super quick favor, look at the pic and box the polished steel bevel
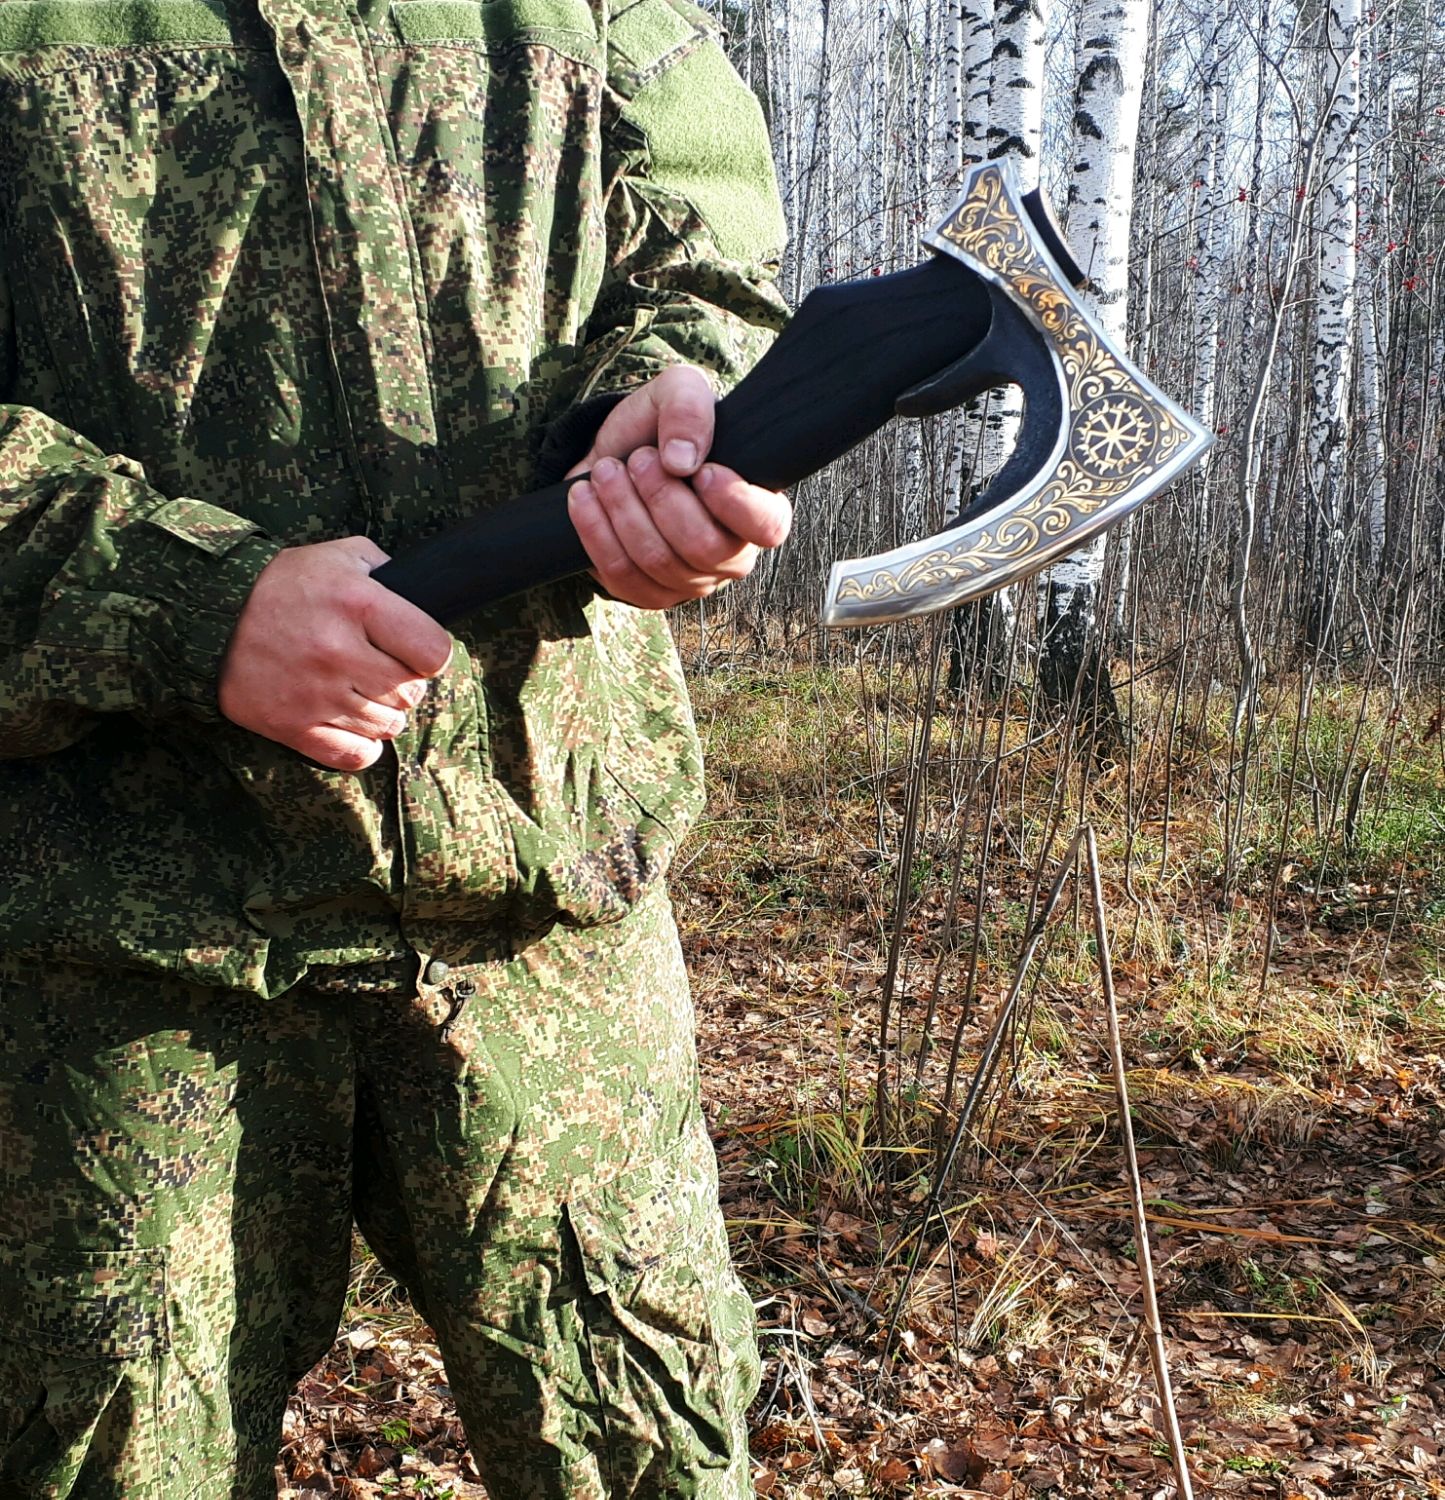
[821,161,1213,628]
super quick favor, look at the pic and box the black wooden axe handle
[372,254,998,626]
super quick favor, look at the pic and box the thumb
[569,387,663,477]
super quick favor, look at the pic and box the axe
[373,163,1211,627]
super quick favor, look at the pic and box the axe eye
[895,289,1066,531]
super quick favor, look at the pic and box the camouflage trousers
[0,889,758,1499]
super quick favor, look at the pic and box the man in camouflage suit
[0,0,790,1494]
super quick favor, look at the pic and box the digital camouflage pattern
[0,0,787,995]
[0,0,785,1493]
[0,888,758,1498]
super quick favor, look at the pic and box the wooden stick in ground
[1084,825,1196,1499]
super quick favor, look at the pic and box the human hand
[218,536,453,772]
[565,364,792,610]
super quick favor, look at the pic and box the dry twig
[1085,825,1196,1500]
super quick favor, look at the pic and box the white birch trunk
[939,0,966,207]
[1356,9,1389,568]
[987,0,1048,180]
[896,11,933,541]
[941,0,995,529]
[963,0,993,167]
[1039,0,1149,714]
[976,0,1048,486]
[1189,19,1225,441]
[1067,0,1148,340]
[1306,0,1362,645]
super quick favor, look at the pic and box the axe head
[822,162,1213,628]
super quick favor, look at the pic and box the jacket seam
[352,6,452,532]
[0,43,265,82]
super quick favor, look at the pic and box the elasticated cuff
[110,499,285,718]
[145,534,286,717]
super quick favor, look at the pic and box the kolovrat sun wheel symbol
[1076,396,1155,476]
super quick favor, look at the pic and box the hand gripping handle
[371,255,993,626]
[370,165,1138,629]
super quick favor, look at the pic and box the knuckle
[604,566,668,611]
[337,577,377,618]
[305,637,350,679]
[420,634,452,676]
[592,457,627,496]
[254,706,293,740]
[666,362,709,393]
[337,741,378,772]
[346,535,388,569]
[641,472,683,510]
[676,529,730,573]
[634,540,678,579]
[369,708,406,740]
[595,560,639,597]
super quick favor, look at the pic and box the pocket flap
[606,0,715,97]
[0,0,234,52]
[568,1141,714,1296]
[0,1238,168,1359]
[390,0,600,58]
[148,497,265,557]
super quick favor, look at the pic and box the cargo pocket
[0,1237,167,1496]
[567,1141,759,1497]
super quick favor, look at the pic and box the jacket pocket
[604,0,712,96]
[603,0,784,264]
[0,1237,168,1360]
[582,594,706,886]
[566,1139,759,1495]
[0,1239,168,1496]
[461,582,699,931]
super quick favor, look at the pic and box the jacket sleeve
[0,259,284,760]
[540,0,788,474]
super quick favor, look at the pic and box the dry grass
[680,647,1445,1496]
[316,649,1445,1498]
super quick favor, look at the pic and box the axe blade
[821,162,1213,629]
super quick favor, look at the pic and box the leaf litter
[282,667,1445,1498]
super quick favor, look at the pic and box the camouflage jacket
[0,0,786,996]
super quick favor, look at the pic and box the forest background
[282,0,1445,1495]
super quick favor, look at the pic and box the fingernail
[697,464,716,490]
[629,447,657,476]
[592,457,620,484]
[664,439,697,471]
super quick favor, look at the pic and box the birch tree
[1188,10,1227,445]
[1355,7,1391,570]
[1306,0,1363,649]
[943,0,1050,693]
[695,0,1445,694]
[942,0,1004,692]
[978,0,1050,481]
[1036,0,1151,731]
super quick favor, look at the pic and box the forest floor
[280,653,1445,1498]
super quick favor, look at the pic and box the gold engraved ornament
[823,163,1212,627]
